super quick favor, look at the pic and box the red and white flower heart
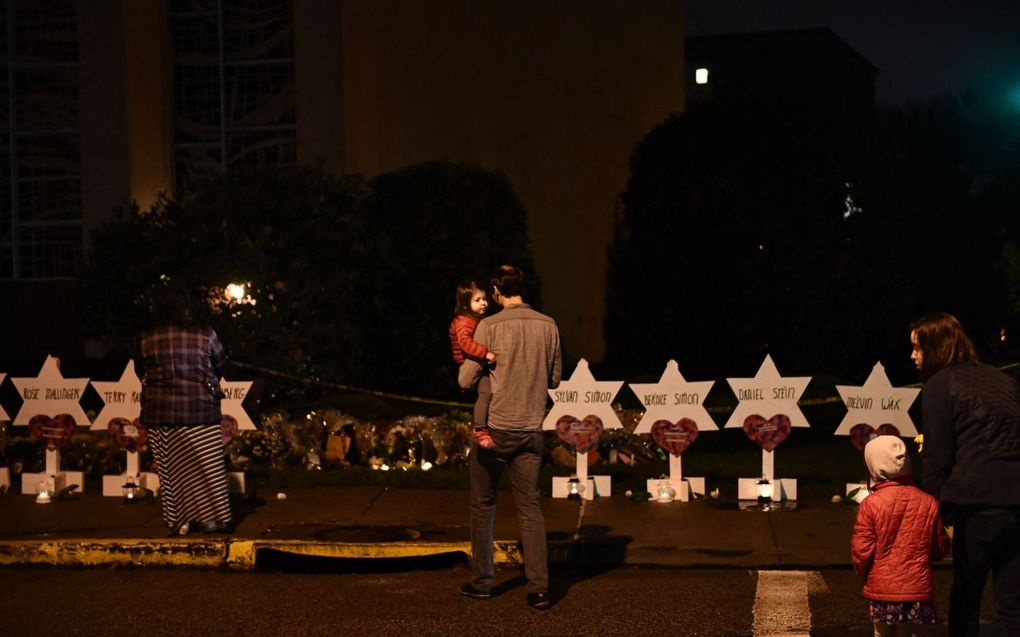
[849,423,901,452]
[743,414,791,452]
[108,417,147,452]
[555,415,603,454]
[650,418,699,456]
[28,414,77,450]
[221,415,239,444]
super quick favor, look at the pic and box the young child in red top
[448,281,497,448]
[852,435,951,637]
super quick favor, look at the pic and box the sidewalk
[0,484,861,571]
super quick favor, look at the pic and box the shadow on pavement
[548,523,633,607]
[255,548,470,573]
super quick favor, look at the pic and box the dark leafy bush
[79,162,538,403]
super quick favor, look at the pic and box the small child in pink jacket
[448,280,496,448]
[851,435,950,637]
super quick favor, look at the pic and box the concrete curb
[0,538,524,570]
[0,539,225,568]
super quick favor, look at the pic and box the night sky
[685,0,1020,105]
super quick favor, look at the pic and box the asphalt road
[0,564,1005,637]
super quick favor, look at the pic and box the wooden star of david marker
[834,362,920,437]
[90,361,142,430]
[544,359,622,500]
[543,358,623,431]
[629,360,717,434]
[724,354,811,429]
[11,355,91,426]
[629,360,716,501]
[219,377,255,430]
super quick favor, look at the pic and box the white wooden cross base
[103,472,159,496]
[845,482,871,503]
[97,447,246,496]
[102,450,157,496]
[646,478,705,502]
[0,467,9,490]
[21,449,83,495]
[737,449,796,501]
[552,475,611,500]
[21,471,84,495]
[102,471,245,496]
[738,477,797,501]
[227,472,245,493]
[645,455,704,502]
[551,452,610,499]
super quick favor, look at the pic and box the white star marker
[629,360,717,434]
[834,362,920,437]
[90,361,142,430]
[724,354,812,429]
[11,355,91,427]
[220,377,255,430]
[543,359,623,431]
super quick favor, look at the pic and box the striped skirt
[149,424,232,532]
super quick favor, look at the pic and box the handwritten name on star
[735,387,798,401]
[834,362,920,437]
[11,355,91,426]
[550,389,614,404]
[843,396,903,410]
[629,360,717,435]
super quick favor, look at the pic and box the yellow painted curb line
[225,540,474,569]
[0,539,524,570]
[0,539,224,568]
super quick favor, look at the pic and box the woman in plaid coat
[136,287,232,536]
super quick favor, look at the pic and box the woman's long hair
[150,287,195,327]
[910,312,979,381]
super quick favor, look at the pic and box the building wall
[2,0,173,372]
[330,0,686,362]
[79,0,174,243]
[4,0,685,373]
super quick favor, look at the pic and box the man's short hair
[490,265,524,297]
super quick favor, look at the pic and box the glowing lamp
[757,478,773,506]
[35,478,54,504]
[225,283,246,301]
[122,480,141,504]
[567,476,585,501]
[656,481,676,503]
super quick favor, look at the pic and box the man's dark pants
[948,505,1020,637]
[469,428,548,595]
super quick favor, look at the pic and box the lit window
[695,68,709,85]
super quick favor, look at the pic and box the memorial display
[629,360,717,502]
[725,355,812,501]
[11,356,89,496]
[833,362,920,501]
[544,359,623,499]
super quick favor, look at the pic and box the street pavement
[6,482,1015,636]
[0,479,862,571]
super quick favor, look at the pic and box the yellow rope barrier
[229,359,1020,412]
[228,360,474,409]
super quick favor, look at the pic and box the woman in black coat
[911,312,1020,637]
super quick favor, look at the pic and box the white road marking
[752,570,813,636]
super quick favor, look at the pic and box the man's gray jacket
[458,303,562,431]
